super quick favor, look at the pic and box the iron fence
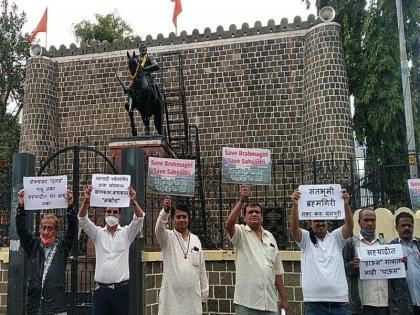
[148,153,417,251]
[0,159,11,247]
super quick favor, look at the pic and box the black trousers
[361,306,389,315]
[92,284,129,315]
[413,305,420,315]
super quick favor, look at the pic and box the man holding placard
[155,195,209,315]
[78,185,144,315]
[16,188,77,315]
[342,208,407,315]
[226,185,288,314]
[290,186,353,315]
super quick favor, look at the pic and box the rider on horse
[137,42,161,102]
[123,44,164,136]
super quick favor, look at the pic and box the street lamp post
[395,0,418,178]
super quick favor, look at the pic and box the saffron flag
[171,0,182,27]
[28,8,48,42]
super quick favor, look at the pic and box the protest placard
[298,184,344,220]
[222,147,271,185]
[23,175,68,210]
[407,179,420,210]
[90,174,131,208]
[357,244,406,280]
[147,157,196,197]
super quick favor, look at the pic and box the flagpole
[45,7,48,50]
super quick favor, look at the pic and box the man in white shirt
[342,208,389,315]
[78,185,144,315]
[226,185,288,315]
[155,195,209,315]
[290,188,353,315]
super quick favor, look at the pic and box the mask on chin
[360,228,375,238]
[40,234,55,246]
[105,215,119,227]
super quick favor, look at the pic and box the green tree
[0,3,30,118]
[0,3,28,235]
[73,12,133,43]
[303,0,419,207]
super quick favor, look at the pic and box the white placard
[298,184,344,220]
[90,174,131,208]
[23,175,68,210]
[357,244,406,280]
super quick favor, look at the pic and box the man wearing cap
[78,185,144,315]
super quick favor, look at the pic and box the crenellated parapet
[22,12,354,169]
[42,15,319,58]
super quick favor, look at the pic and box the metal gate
[36,144,117,315]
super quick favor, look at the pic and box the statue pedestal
[108,135,177,249]
[108,135,177,171]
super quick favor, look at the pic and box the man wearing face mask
[226,185,288,314]
[342,208,403,315]
[78,185,144,315]
[290,188,353,315]
[16,188,76,315]
[155,195,209,315]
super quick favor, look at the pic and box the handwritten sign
[298,184,344,220]
[147,157,196,197]
[407,179,420,210]
[222,147,271,185]
[357,244,406,280]
[23,175,68,210]
[90,174,130,208]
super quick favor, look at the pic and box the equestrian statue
[117,43,164,136]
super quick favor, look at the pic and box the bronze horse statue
[120,51,164,136]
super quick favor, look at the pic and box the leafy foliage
[72,12,133,43]
[0,3,28,220]
[0,3,30,117]
[303,0,419,206]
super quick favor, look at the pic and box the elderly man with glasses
[78,185,145,315]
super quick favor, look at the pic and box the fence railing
[0,159,11,247]
[141,153,417,250]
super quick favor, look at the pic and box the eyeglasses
[105,209,119,215]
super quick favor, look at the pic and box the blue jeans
[304,302,351,315]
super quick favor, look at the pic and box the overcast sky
[11,0,316,48]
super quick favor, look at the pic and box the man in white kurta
[155,196,209,315]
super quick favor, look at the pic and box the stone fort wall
[20,15,353,167]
